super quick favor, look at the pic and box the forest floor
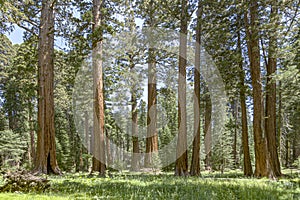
[0,169,299,199]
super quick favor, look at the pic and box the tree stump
[0,171,50,192]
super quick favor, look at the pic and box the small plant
[150,152,162,174]
[292,156,300,169]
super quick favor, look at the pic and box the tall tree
[175,0,188,176]
[190,0,202,176]
[144,0,159,168]
[264,0,281,177]
[34,0,60,174]
[92,0,106,176]
[203,88,212,170]
[237,17,253,176]
[244,0,268,177]
[129,32,140,171]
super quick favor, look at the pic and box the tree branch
[15,22,37,36]
[260,38,268,68]
[283,0,300,37]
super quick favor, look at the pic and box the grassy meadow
[0,170,299,200]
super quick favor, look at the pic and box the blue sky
[6,25,67,49]
[6,25,24,44]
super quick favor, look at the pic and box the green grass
[0,170,299,199]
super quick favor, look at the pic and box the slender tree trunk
[34,0,60,175]
[175,0,188,176]
[130,56,140,171]
[285,138,289,168]
[84,111,90,170]
[190,0,202,176]
[237,24,253,176]
[116,128,120,162]
[232,101,238,168]
[106,130,112,167]
[85,111,90,153]
[8,109,14,130]
[265,1,281,177]
[92,0,106,176]
[278,81,282,164]
[292,136,298,163]
[204,88,212,170]
[244,0,268,177]
[75,135,81,172]
[28,99,35,167]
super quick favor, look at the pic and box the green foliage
[0,130,27,169]
[0,0,299,176]
[211,118,234,172]
[1,171,300,199]
[54,50,81,172]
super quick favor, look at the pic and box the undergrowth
[0,170,299,199]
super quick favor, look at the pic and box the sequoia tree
[237,15,252,176]
[34,0,60,174]
[190,0,202,176]
[264,0,281,177]
[175,0,188,176]
[244,0,268,177]
[145,0,159,168]
[91,0,106,176]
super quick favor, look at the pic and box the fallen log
[0,170,50,192]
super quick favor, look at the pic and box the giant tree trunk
[265,2,281,177]
[237,23,253,176]
[244,0,268,177]
[91,0,106,176]
[145,3,159,167]
[175,0,188,176]
[190,0,202,176]
[145,46,158,167]
[34,0,60,175]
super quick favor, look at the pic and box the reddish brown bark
[204,88,212,170]
[175,0,188,176]
[145,47,158,167]
[244,0,268,177]
[190,0,202,177]
[34,0,60,175]
[265,2,281,177]
[91,0,106,176]
[144,0,159,167]
[130,56,140,171]
[237,22,253,176]
[232,101,238,168]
